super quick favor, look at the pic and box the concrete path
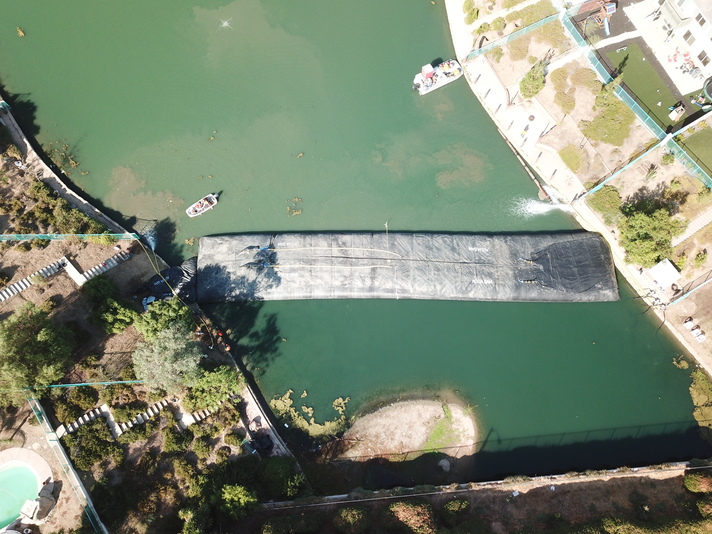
[443,0,712,378]
[672,207,712,246]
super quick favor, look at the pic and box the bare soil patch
[338,400,477,460]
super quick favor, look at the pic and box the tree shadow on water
[0,82,40,137]
[202,300,284,375]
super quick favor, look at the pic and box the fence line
[464,13,560,61]
[25,392,109,534]
[0,233,138,242]
[332,418,702,463]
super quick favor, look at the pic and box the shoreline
[442,0,712,377]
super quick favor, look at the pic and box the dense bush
[164,426,193,453]
[619,209,686,267]
[491,17,505,32]
[183,365,243,412]
[68,386,99,411]
[580,77,636,146]
[0,303,74,406]
[132,323,202,393]
[192,436,212,459]
[587,185,622,225]
[559,145,583,173]
[685,471,712,493]
[555,90,576,115]
[474,22,490,34]
[220,484,258,519]
[134,297,194,341]
[520,61,546,99]
[550,67,569,92]
[570,67,601,92]
[508,34,531,62]
[63,419,124,471]
[383,501,437,534]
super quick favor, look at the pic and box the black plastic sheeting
[136,256,198,302]
[196,232,619,303]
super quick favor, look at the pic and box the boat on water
[412,59,463,95]
[186,193,218,217]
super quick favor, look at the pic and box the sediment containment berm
[197,232,619,303]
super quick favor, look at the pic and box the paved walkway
[443,0,712,377]
[672,208,712,246]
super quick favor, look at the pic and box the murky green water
[1,0,708,476]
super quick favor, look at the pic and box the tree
[219,484,258,519]
[520,61,546,99]
[134,297,193,341]
[131,323,202,393]
[183,365,244,412]
[0,303,73,406]
[619,209,686,267]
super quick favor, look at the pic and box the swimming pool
[0,462,41,529]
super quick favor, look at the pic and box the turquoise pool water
[0,463,39,529]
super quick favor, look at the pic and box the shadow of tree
[201,300,283,375]
[0,82,40,137]
[624,182,689,215]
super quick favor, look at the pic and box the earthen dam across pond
[196,232,619,303]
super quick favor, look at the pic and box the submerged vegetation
[269,389,350,440]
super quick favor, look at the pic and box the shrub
[503,0,527,8]
[559,145,583,173]
[580,77,636,146]
[571,67,601,92]
[491,17,505,32]
[662,152,675,165]
[464,7,479,25]
[134,297,193,341]
[587,185,622,225]
[695,250,708,268]
[98,298,138,334]
[698,496,712,517]
[82,274,118,304]
[54,399,83,424]
[685,471,712,493]
[508,34,531,62]
[63,419,123,471]
[520,61,546,99]
[0,271,10,288]
[220,484,258,519]
[68,386,99,411]
[183,365,243,412]
[384,501,437,534]
[333,506,370,534]
[555,90,576,115]
[86,233,118,246]
[619,209,687,267]
[224,432,243,449]
[192,436,212,459]
[260,457,298,500]
[474,22,491,34]
[550,67,569,92]
[442,498,470,527]
[462,0,474,13]
[164,427,193,453]
[486,47,504,63]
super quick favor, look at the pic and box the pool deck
[0,447,52,487]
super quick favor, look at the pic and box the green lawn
[606,43,680,130]
[679,127,712,176]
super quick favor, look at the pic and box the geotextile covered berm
[196,232,619,303]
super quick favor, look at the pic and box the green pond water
[1,0,709,477]
[0,464,39,529]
